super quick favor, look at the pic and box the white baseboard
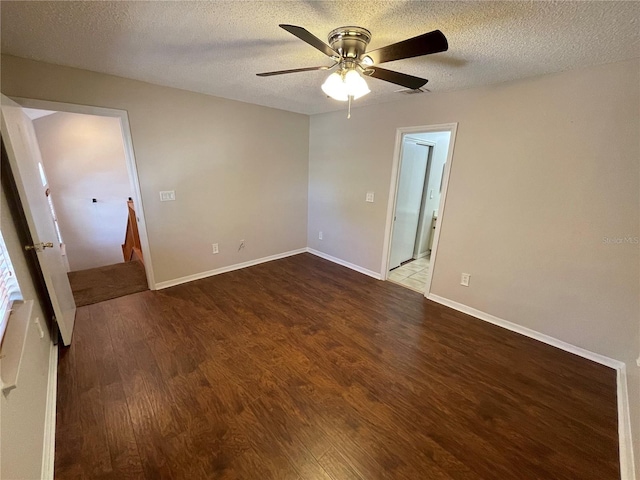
[427,293,635,480]
[617,365,637,480]
[154,247,383,289]
[427,294,623,368]
[154,248,308,290]
[41,341,58,480]
[306,248,381,280]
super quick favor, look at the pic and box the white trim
[404,137,437,148]
[306,248,381,280]
[155,248,308,289]
[8,97,157,291]
[41,341,58,480]
[617,365,637,480]
[381,128,406,279]
[381,123,458,298]
[427,294,623,368]
[0,300,34,393]
[427,293,636,480]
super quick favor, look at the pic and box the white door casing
[1,95,77,345]
[381,123,458,296]
[10,96,156,291]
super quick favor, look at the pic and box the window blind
[0,234,21,343]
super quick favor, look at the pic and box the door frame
[10,97,156,290]
[380,123,458,298]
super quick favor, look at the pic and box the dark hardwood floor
[55,253,619,480]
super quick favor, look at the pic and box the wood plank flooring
[55,253,620,479]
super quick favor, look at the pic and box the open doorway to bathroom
[383,124,457,294]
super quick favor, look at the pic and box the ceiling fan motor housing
[328,26,371,59]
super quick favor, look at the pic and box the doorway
[382,124,457,295]
[10,97,155,303]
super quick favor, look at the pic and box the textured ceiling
[2,1,639,115]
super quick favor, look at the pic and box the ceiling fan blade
[279,24,339,58]
[256,65,334,77]
[364,30,448,65]
[364,67,428,89]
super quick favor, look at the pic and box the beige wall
[1,185,54,480]
[34,112,132,271]
[309,59,640,474]
[1,54,310,285]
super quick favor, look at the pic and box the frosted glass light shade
[344,70,370,99]
[321,70,370,101]
[321,72,348,101]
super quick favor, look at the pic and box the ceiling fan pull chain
[347,95,352,119]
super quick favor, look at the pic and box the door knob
[24,242,54,252]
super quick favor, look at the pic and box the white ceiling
[2,1,639,115]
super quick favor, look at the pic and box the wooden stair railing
[122,199,144,264]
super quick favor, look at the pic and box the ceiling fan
[257,25,448,117]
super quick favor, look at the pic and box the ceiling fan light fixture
[344,69,370,99]
[258,25,448,105]
[321,69,370,101]
[361,55,374,66]
[321,71,348,101]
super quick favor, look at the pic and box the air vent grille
[395,88,429,95]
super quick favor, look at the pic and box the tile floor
[388,256,430,293]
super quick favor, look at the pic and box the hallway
[67,261,148,307]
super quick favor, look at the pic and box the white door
[1,95,76,345]
[389,141,429,269]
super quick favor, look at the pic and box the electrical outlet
[238,239,245,251]
[212,243,219,254]
[319,231,323,240]
[366,192,375,203]
[460,273,470,287]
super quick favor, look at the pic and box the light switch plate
[366,192,375,203]
[159,190,175,202]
